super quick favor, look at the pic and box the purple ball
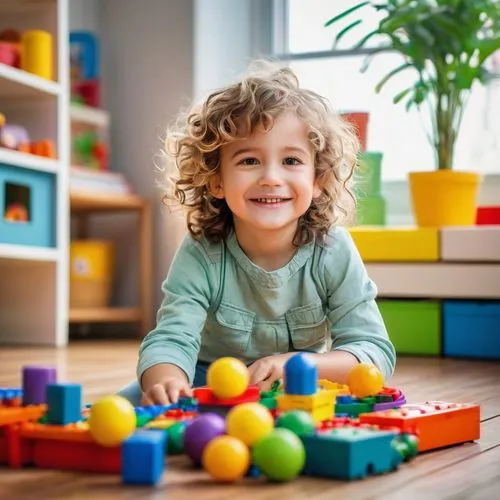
[183,413,226,464]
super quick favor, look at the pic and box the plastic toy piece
[0,405,46,426]
[348,363,384,399]
[317,380,350,395]
[335,395,375,417]
[88,395,136,447]
[301,427,403,480]
[22,366,57,405]
[359,401,480,452]
[277,390,335,423]
[33,438,121,473]
[206,357,250,399]
[202,435,250,482]
[284,353,317,395]
[0,388,23,407]
[20,421,92,442]
[122,430,167,485]
[46,384,82,425]
[193,385,260,416]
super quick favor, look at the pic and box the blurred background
[0,0,498,363]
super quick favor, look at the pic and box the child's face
[215,112,321,236]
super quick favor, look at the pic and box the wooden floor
[1,340,499,500]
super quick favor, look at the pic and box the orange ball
[348,363,384,398]
[202,435,250,482]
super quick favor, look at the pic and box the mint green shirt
[137,227,396,384]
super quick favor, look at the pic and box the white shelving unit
[0,0,69,346]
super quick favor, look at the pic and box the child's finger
[248,363,270,385]
[148,384,170,405]
[258,366,282,392]
[167,386,180,404]
[141,393,154,407]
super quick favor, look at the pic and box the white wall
[69,0,195,321]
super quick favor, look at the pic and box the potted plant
[325,0,500,226]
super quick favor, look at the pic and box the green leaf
[353,29,381,49]
[393,87,412,104]
[375,63,413,93]
[324,1,370,27]
[334,19,363,48]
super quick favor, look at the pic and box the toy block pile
[0,354,480,487]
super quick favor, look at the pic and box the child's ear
[209,174,225,199]
[312,179,322,199]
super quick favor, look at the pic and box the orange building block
[359,401,480,452]
[20,421,92,442]
[0,405,46,426]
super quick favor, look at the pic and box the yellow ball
[226,403,274,446]
[207,357,249,399]
[202,435,250,482]
[348,363,384,399]
[88,395,136,447]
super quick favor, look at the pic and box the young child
[118,61,396,407]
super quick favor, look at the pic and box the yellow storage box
[70,240,114,308]
[349,226,439,262]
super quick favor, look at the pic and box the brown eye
[239,158,259,166]
[283,157,302,165]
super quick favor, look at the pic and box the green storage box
[378,300,441,355]
[356,195,386,225]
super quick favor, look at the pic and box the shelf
[70,104,110,128]
[70,190,145,212]
[0,63,61,99]
[69,307,142,323]
[0,243,58,262]
[0,148,60,174]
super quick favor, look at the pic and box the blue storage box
[0,164,55,247]
[443,301,500,360]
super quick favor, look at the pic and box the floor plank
[1,340,499,500]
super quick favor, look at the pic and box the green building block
[378,300,441,355]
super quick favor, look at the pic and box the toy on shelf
[0,355,481,487]
[0,28,53,80]
[0,113,56,159]
[70,31,100,107]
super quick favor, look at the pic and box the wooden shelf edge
[69,307,142,323]
[70,190,146,211]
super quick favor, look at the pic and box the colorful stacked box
[354,152,386,225]
[349,226,500,359]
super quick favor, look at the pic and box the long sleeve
[323,227,396,381]
[137,236,217,385]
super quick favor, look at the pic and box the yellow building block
[277,390,335,423]
[318,380,350,395]
[348,226,439,262]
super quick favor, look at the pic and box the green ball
[167,422,186,454]
[252,428,305,482]
[276,410,315,437]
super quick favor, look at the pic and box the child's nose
[258,163,283,186]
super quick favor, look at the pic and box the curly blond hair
[159,60,360,246]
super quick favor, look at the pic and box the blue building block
[301,427,403,480]
[284,353,317,395]
[443,300,500,360]
[122,430,167,485]
[46,384,82,425]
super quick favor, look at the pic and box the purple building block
[22,366,57,405]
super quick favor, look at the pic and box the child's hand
[248,354,291,391]
[141,377,192,406]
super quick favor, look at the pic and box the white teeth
[256,198,286,203]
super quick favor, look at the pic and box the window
[273,0,497,181]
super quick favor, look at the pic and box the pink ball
[183,413,226,464]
